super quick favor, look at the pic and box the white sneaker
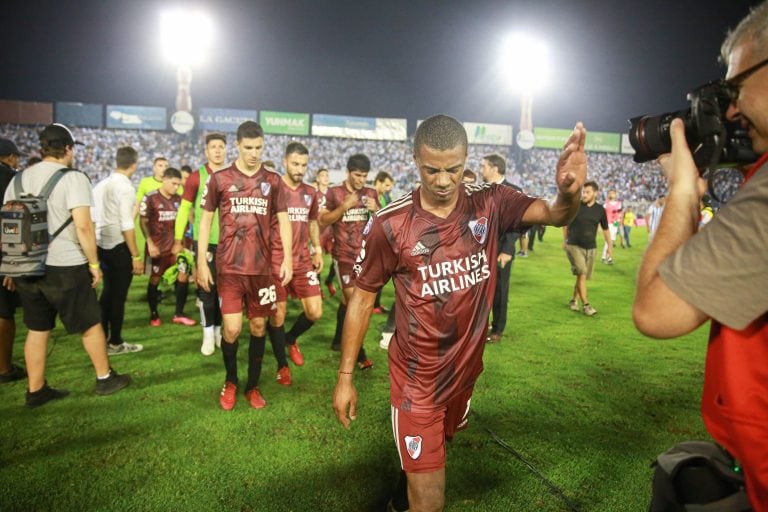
[108,342,143,355]
[214,326,222,348]
[201,331,215,356]
[583,304,598,316]
[379,331,394,350]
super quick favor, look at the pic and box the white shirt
[93,172,136,250]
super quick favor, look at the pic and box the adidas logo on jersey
[228,184,238,192]
[410,241,430,256]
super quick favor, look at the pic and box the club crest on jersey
[342,274,350,284]
[362,217,373,236]
[468,217,489,244]
[261,182,271,196]
[404,435,423,460]
[303,194,313,206]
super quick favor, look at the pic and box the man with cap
[3,124,131,407]
[0,137,24,383]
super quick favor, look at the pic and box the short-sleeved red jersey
[355,183,536,413]
[320,183,378,264]
[140,190,180,256]
[201,163,287,276]
[271,181,319,274]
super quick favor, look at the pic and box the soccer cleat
[149,316,161,327]
[276,366,292,386]
[219,381,237,410]
[568,299,580,312]
[108,342,143,356]
[325,281,337,297]
[0,363,26,383]
[95,368,132,395]
[485,333,502,344]
[358,359,374,371]
[245,388,266,409]
[172,315,196,326]
[25,382,69,408]
[288,343,304,366]
[583,304,598,316]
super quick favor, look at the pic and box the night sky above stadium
[1,0,761,133]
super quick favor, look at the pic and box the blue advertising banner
[198,107,258,133]
[56,102,102,128]
[312,114,406,140]
[106,105,166,130]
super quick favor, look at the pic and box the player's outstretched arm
[333,287,377,428]
[522,123,587,227]
[277,212,293,285]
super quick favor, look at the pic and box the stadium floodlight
[160,9,213,67]
[499,33,551,96]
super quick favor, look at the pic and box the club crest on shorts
[468,217,489,244]
[261,182,271,196]
[304,194,313,206]
[404,435,423,460]
[342,274,350,284]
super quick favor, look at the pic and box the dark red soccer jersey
[321,184,378,264]
[355,183,536,413]
[201,163,287,276]
[271,181,319,274]
[139,190,180,255]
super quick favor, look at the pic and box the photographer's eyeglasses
[722,56,768,101]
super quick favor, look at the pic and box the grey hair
[721,1,768,65]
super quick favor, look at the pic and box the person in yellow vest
[622,206,636,248]
[172,134,228,355]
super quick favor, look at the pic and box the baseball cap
[0,138,23,157]
[39,123,84,147]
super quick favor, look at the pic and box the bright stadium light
[160,8,213,133]
[499,33,551,96]
[160,9,213,67]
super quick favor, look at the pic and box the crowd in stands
[0,124,665,207]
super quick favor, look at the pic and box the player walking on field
[333,114,587,512]
[196,121,293,411]
[318,153,378,369]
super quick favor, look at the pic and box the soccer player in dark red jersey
[314,168,337,296]
[172,133,228,356]
[318,154,378,369]
[333,114,587,512]
[139,167,196,328]
[196,121,293,411]
[268,142,324,368]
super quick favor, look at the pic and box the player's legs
[407,470,446,512]
[147,274,162,323]
[24,329,50,393]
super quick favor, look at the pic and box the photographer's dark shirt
[566,202,608,249]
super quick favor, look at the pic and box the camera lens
[628,112,682,163]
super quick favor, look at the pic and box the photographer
[633,2,768,509]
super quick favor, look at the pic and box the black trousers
[98,243,133,344]
[491,260,512,334]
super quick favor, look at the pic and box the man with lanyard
[173,133,228,356]
[634,3,768,507]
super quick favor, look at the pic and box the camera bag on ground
[0,167,75,277]
[649,440,752,511]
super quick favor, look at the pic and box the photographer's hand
[657,118,706,197]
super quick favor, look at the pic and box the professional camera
[628,81,758,169]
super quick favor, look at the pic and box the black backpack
[649,440,752,511]
[0,167,75,277]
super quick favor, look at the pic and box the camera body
[629,81,758,168]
